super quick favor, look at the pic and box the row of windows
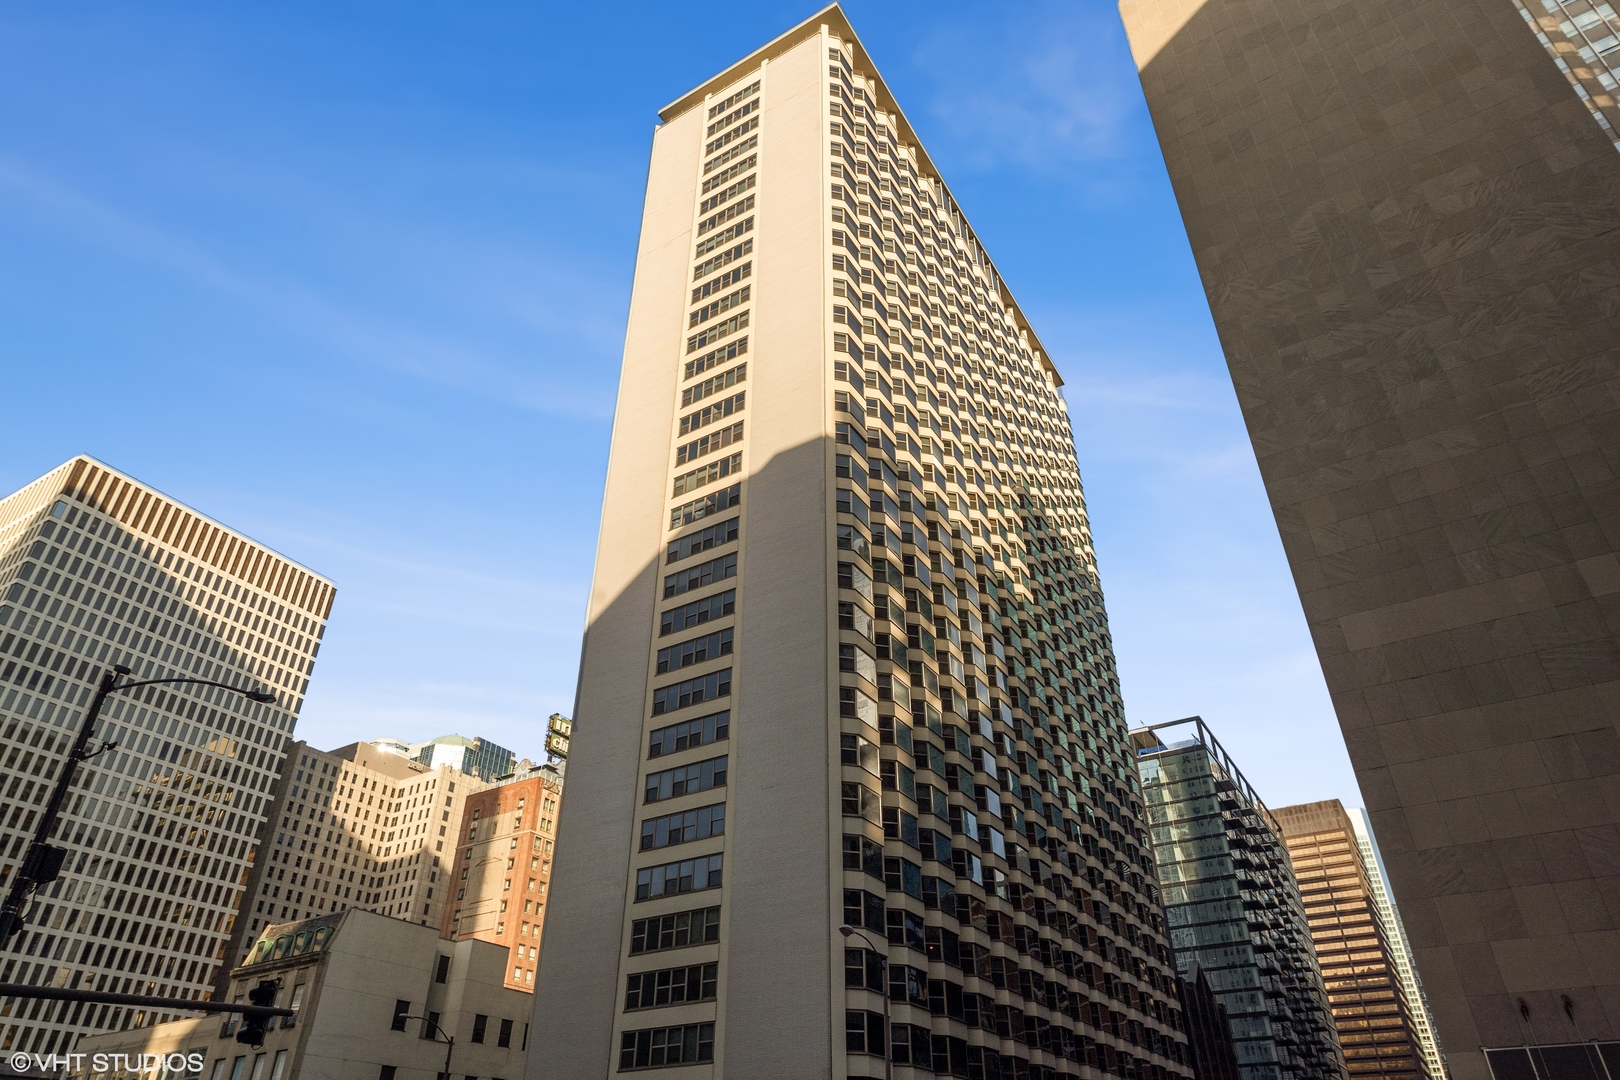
[660,589,734,636]
[699,154,756,196]
[629,905,720,955]
[678,391,745,437]
[681,361,747,408]
[663,552,736,600]
[654,627,732,675]
[671,451,741,498]
[703,112,757,157]
[669,482,740,531]
[647,710,729,759]
[635,853,723,901]
[676,420,744,468]
[665,517,737,565]
[640,802,725,851]
[688,284,750,328]
[702,134,756,178]
[651,668,731,716]
[696,194,754,239]
[693,240,753,287]
[697,171,755,215]
[624,961,718,1011]
[619,1021,715,1071]
[706,79,758,120]
[692,215,753,260]
[645,754,728,803]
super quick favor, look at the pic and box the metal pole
[0,668,117,943]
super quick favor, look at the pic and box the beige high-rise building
[0,457,333,1058]
[1116,0,1620,1075]
[535,7,1193,1078]
[220,740,484,978]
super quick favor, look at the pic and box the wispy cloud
[0,156,619,418]
[908,3,1145,170]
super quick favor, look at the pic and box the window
[434,955,450,983]
[640,803,725,850]
[843,948,884,992]
[498,1018,514,1048]
[635,854,723,901]
[843,888,885,933]
[644,755,728,803]
[842,834,883,879]
[845,1010,886,1056]
[629,907,722,955]
[624,962,719,1010]
[378,1069,396,1080]
[423,1011,441,1041]
[471,1014,488,1044]
[390,1001,410,1032]
[647,711,730,758]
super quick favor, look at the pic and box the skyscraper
[1350,810,1449,1080]
[1116,0,1620,1072]
[1133,718,1347,1080]
[536,6,1193,1077]
[0,456,332,1057]
[1274,800,1433,1079]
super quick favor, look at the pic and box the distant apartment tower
[1350,811,1448,1080]
[1133,718,1347,1080]
[1274,801,1433,1079]
[1117,0,1620,1072]
[535,6,1195,1077]
[221,740,482,979]
[392,735,516,783]
[441,761,564,991]
[0,457,333,1058]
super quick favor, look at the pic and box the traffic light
[237,980,280,1046]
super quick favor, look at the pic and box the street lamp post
[0,662,278,945]
[840,923,892,1080]
[402,1015,455,1080]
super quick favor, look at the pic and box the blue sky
[0,1,1360,811]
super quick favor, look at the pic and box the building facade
[1116,0,1620,1073]
[73,909,531,1080]
[535,6,1194,1077]
[0,457,333,1060]
[1274,801,1432,1079]
[1133,718,1346,1080]
[1350,811,1448,1080]
[441,762,563,992]
[221,740,482,978]
[1178,962,1243,1080]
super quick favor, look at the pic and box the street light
[0,662,279,944]
[400,1015,455,1080]
[840,923,892,1080]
